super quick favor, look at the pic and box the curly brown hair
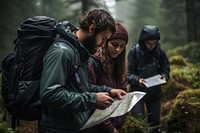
[79,9,116,35]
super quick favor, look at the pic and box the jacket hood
[55,21,89,61]
[139,25,160,43]
[138,25,161,53]
[55,21,77,41]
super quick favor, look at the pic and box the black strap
[55,38,83,90]
[11,115,16,130]
[134,44,141,61]
[10,60,22,131]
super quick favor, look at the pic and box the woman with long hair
[88,22,129,133]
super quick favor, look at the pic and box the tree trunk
[82,0,88,15]
[186,0,197,42]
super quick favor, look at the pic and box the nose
[115,46,121,51]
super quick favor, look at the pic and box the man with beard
[38,9,127,133]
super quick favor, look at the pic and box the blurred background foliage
[0,0,200,62]
[0,0,200,132]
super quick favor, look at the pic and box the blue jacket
[127,25,170,100]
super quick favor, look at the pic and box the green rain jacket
[39,21,111,133]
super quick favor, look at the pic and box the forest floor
[15,121,38,133]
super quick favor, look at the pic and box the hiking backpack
[1,16,80,130]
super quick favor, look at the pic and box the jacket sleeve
[127,46,140,86]
[40,42,97,112]
[159,49,170,81]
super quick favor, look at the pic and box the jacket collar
[56,21,89,62]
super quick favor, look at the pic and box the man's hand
[109,89,127,100]
[96,92,114,110]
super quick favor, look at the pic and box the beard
[82,34,97,54]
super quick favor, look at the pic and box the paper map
[81,91,146,130]
[143,74,167,88]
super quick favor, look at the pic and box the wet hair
[79,9,116,35]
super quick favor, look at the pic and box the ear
[88,24,96,35]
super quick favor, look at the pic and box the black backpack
[1,16,79,130]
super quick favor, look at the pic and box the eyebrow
[103,36,108,40]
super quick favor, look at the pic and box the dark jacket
[87,52,126,133]
[127,25,170,100]
[39,21,111,133]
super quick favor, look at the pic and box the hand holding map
[143,74,167,88]
[81,91,146,130]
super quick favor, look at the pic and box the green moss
[168,42,200,64]
[169,55,191,66]
[0,121,14,133]
[162,55,200,102]
[119,115,150,133]
[163,89,200,133]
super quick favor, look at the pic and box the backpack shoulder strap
[55,38,83,90]
[55,37,80,75]
[135,43,140,60]
[131,43,141,67]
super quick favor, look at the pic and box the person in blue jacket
[127,25,170,133]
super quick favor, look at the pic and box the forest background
[0,0,199,59]
[0,0,200,132]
